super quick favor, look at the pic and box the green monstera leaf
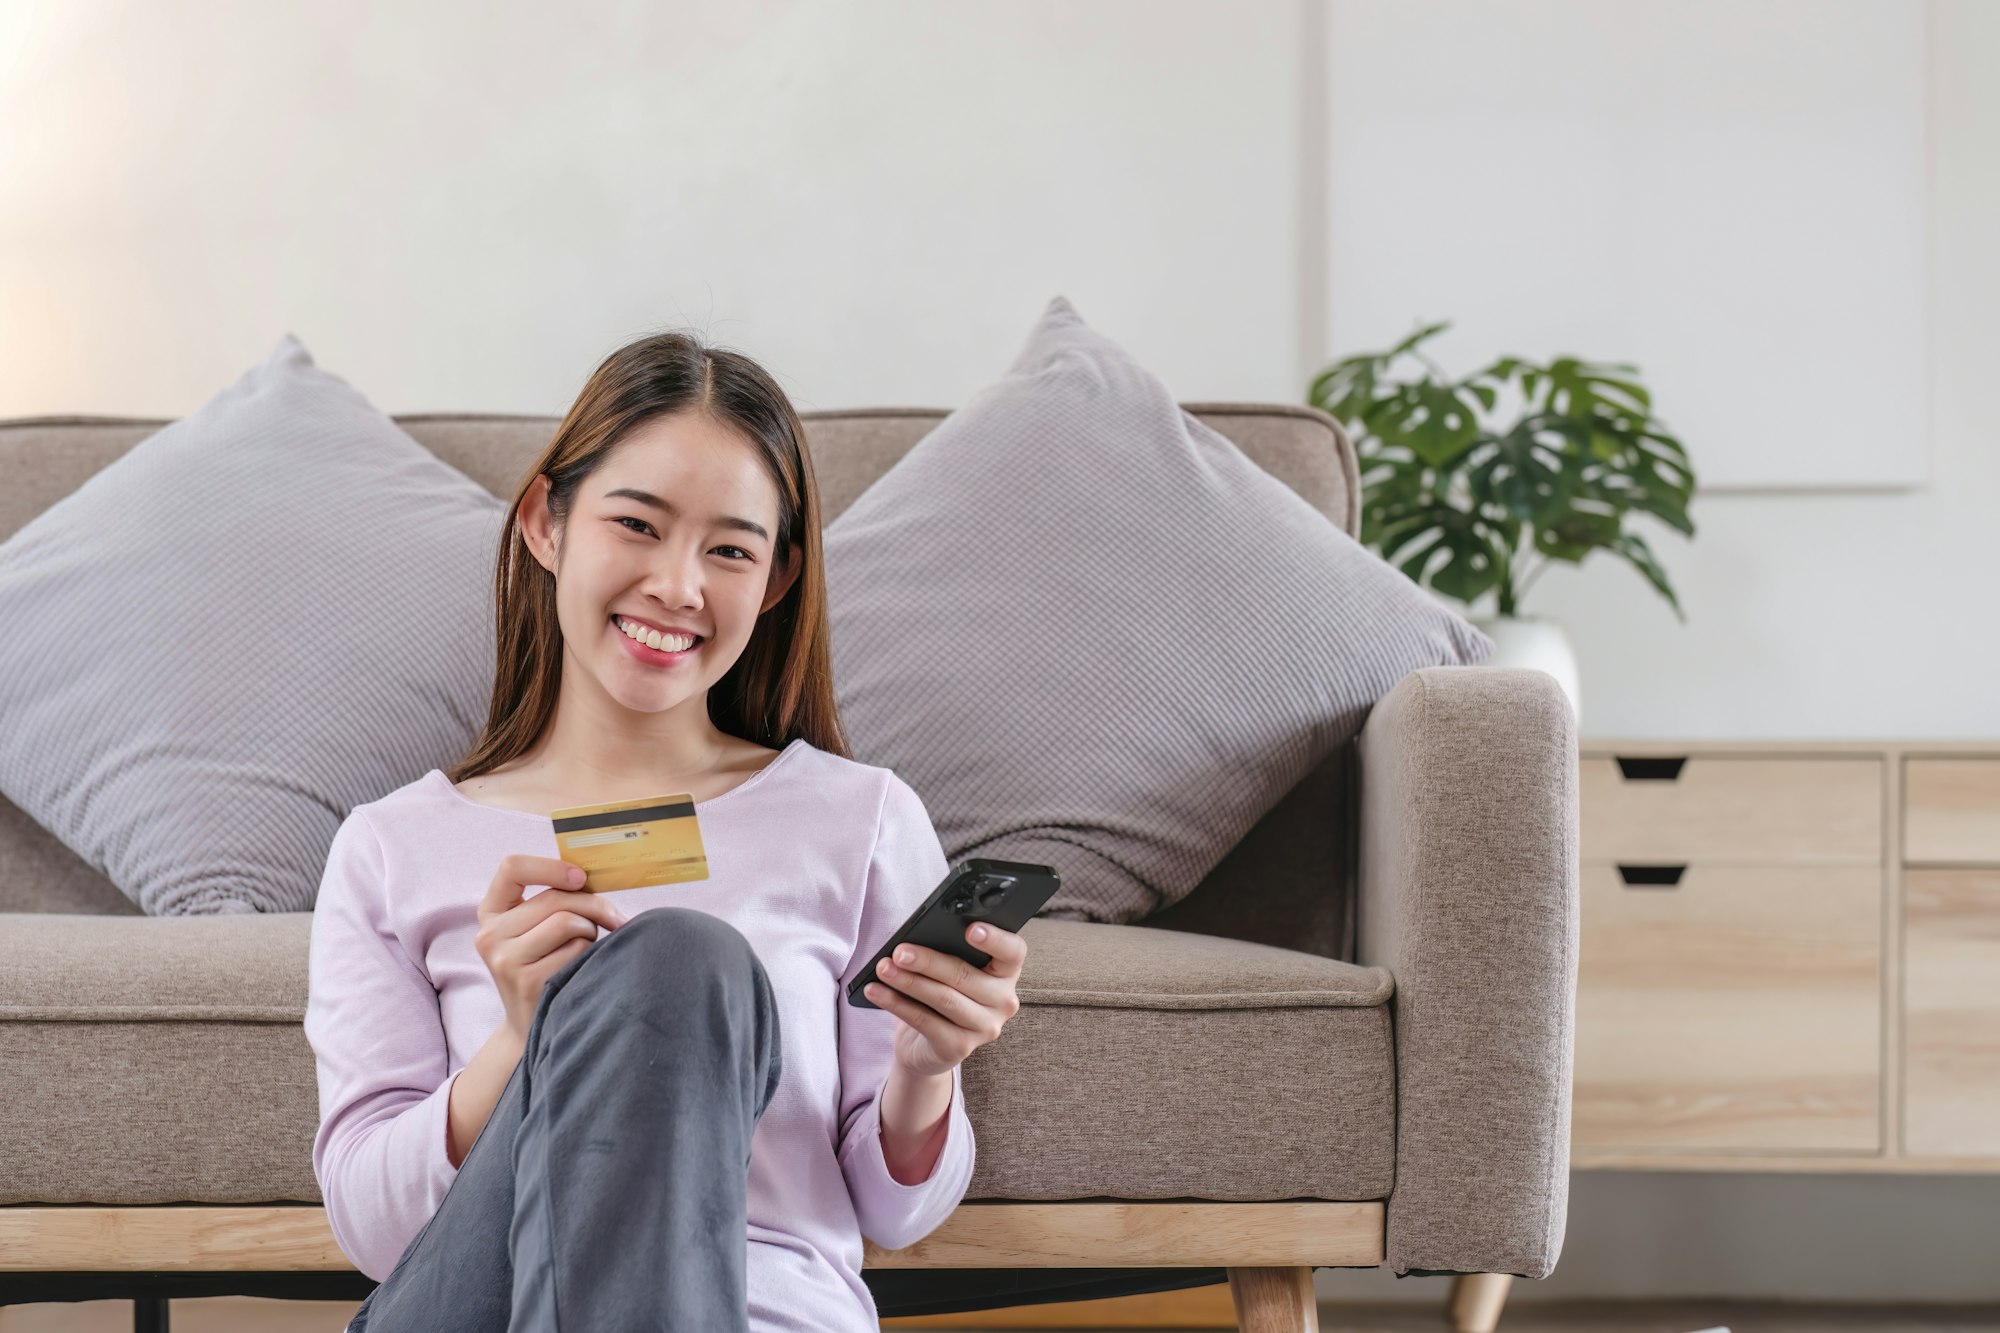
[1309,323,1697,621]
[1370,484,1521,606]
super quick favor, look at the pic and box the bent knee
[602,905,762,978]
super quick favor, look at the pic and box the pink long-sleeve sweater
[303,736,976,1331]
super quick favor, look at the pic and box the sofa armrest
[1355,665,1579,1279]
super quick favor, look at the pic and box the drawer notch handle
[1615,756,1687,781]
[1617,863,1687,887]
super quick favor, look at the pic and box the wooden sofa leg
[1446,1273,1513,1332]
[1227,1266,1318,1332]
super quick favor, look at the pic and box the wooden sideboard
[1574,739,2000,1171]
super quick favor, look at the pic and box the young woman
[304,331,1025,1332]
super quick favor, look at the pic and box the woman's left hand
[863,922,1025,1079]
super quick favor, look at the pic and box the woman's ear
[518,474,560,573]
[759,543,803,614]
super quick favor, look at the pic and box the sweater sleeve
[303,807,465,1282]
[834,772,977,1251]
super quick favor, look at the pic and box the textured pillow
[0,335,505,915]
[824,296,1493,924]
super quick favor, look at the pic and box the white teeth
[617,617,696,652]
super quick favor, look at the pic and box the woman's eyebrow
[602,487,769,541]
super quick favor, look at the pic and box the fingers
[482,857,627,931]
[870,954,1000,1037]
[551,888,629,931]
[871,928,1026,1031]
[862,978,973,1060]
[510,907,607,966]
[481,854,588,917]
[964,922,1027,979]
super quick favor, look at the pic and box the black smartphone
[845,858,1062,1009]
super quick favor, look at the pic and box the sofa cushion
[962,918,1397,1202]
[823,295,1491,926]
[0,914,1395,1207]
[0,336,506,915]
[0,914,320,1204]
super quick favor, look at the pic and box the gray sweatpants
[346,906,785,1332]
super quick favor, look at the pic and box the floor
[1,1299,1998,1332]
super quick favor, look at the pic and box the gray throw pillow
[0,335,505,915]
[824,296,1492,924]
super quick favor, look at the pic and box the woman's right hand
[476,854,629,1044]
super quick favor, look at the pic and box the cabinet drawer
[1573,863,1882,1154]
[1580,756,1882,862]
[1904,869,2000,1156]
[1905,759,2000,864]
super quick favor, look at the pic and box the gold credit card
[549,793,711,893]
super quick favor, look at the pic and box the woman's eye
[615,517,751,562]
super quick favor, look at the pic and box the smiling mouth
[611,615,704,654]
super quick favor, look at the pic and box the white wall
[1384,0,1999,743]
[5,0,1997,1307]
[1324,0,1929,492]
[0,0,1306,418]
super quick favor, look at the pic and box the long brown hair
[448,330,851,782]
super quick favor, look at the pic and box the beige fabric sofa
[0,404,1578,1331]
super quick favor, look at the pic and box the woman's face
[523,411,800,719]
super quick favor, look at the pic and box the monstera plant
[1306,320,1698,721]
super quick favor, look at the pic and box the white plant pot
[1471,614,1581,726]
